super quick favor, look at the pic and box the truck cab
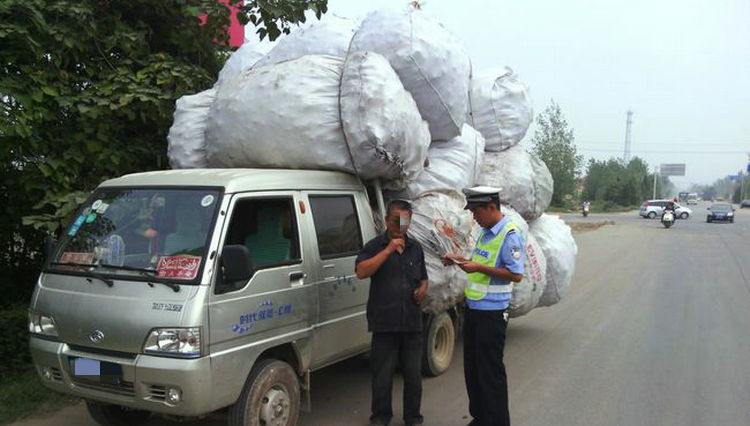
[29,168,382,425]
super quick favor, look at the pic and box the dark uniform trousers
[463,307,510,426]
[370,332,424,425]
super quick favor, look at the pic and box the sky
[316,0,750,188]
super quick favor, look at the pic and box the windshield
[49,187,221,283]
[711,204,732,211]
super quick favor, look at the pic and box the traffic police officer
[443,186,525,426]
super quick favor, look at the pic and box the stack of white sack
[350,8,471,141]
[468,67,533,152]
[496,206,547,317]
[407,191,477,314]
[253,14,358,68]
[529,214,578,307]
[478,145,553,221]
[198,53,429,189]
[167,89,217,169]
[390,124,485,200]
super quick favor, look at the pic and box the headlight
[143,328,201,358]
[727,212,734,216]
[28,311,59,338]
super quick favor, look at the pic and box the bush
[0,304,32,378]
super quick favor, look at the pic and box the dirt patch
[569,220,616,234]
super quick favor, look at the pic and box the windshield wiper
[86,272,114,288]
[98,263,180,292]
[50,261,97,268]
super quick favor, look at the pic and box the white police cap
[462,186,502,209]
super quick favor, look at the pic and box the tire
[730,218,734,223]
[663,221,672,228]
[228,359,300,426]
[422,312,456,377]
[680,212,689,219]
[707,217,712,223]
[85,401,151,426]
[648,211,656,219]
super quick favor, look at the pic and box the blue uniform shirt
[467,216,525,311]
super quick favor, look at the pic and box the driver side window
[224,197,301,272]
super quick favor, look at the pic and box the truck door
[207,193,315,403]
[303,192,370,367]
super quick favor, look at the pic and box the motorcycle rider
[582,200,591,217]
[661,200,676,221]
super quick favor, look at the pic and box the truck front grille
[148,385,167,402]
[71,378,135,397]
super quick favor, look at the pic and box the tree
[532,100,583,206]
[0,0,326,305]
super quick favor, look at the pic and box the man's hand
[413,281,427,303]
[388,237,405,255]
[458,261,481,273]
[142,228,158,239]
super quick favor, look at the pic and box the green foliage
[0,305,31,377]
[532,100,583,207]
[237,0,328,41]
[583,156,674,205]
[0,368,80,423]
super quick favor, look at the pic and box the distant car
[741,199,750,209]
[639,200,692,219]
[706,203,735,223]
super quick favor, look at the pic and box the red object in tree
[199,1,244,47]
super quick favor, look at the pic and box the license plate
[70,357,122,384]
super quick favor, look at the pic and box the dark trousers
[463,308,510,426]
[370,332,424,425]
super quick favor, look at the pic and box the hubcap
[259,387,290,426]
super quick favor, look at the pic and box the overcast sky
[323,0,750,188]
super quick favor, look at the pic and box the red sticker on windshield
[59,252,94,264]
[156,256,202,280]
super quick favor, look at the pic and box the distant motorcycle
[662,211,675,228]
[582,203,590,217]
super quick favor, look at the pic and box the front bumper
[30,336,215,416]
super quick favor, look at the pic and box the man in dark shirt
[356,199,428,426]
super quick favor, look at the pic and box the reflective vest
[465,222,518,300]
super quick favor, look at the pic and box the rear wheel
[228,359,300,426]
[85,401,151,426]
[648,212,656,219]
[680,212,689,219]
[707,217,712,223]
[422,312,456,377]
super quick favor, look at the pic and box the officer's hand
[442,253,466,266]
[387,238,405,255]
[458,261,481,273]
[142,228,158,239]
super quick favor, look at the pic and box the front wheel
[663,221,673,228]
[85,401,151,426]
[228,359,300,426]
[680,212,689,219]
[648,212,657,219]
[422,312,456,377]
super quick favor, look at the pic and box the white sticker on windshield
[91,199,103,210]
[96,203,109,214]
[201,195,215,207]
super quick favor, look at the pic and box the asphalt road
[14,203,750,426]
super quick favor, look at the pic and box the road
[14,203,750,426]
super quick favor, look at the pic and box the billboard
[659,163,686,176]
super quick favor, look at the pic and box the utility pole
[623,110,633,163]
[653,166,658,199]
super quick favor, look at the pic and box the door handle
[289,272,307,281]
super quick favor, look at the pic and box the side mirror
[221,245,254,286]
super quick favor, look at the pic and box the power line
[577,148,747,154]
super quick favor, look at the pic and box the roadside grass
[0,368,79,425]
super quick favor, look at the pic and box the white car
[639,200,692,219]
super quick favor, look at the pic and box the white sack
[408,191,478,314]
[509,231,547,318]
[340,51,431,187]
[478,145,553,221]
[468,67,533,151]
[217,40,276,85]
[497,206,546,317]
[350,8,471,141]
[204,54,429,188]
[394,124,485,199]
[529,214,578,307]
[167,88,217,169]
[254,15,358,68]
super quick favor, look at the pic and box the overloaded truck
[29,168,458,426]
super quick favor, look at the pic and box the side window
[224,197,301,270]
[309,195,363,259]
